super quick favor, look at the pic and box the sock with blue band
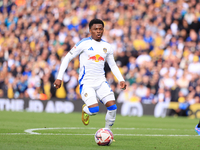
[105,104,117,129]
[83,105,99,116]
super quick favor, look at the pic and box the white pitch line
[24,127,193,135]
[22,127,197,137]
[115,134,199,137]
[134,128,193,131]
[24,127,137,134]
[0,133,198,136]
[24,127,99,135]
[0,133,27,135]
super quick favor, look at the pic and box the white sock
[83,105,93,115]
[105,109,116,129]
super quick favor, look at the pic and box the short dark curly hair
[89,18,104,29]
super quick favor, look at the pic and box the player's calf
[105,104,117,129]
[82,105,99,126]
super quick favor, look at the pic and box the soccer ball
[94,128,114,146]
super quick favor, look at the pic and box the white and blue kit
[56,37,125,128]
[57,37,124,104]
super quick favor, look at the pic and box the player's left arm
[106,49,126,90]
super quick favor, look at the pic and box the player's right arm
[54,44,82,89]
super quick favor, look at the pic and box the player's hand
[119,81,126,90]
[53,79,62,89]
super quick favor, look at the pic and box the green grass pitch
[0,111,200,150]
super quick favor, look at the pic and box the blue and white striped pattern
[79,66,86,94]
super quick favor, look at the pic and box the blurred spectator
[136,50,151,66]
[16,75,28,98]
[117,82,142,116]
[135,82,147,98]
[0,0,199,108]
[141,88,155,104]
[176,96,190,116]
[188,55,200,75]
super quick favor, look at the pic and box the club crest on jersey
[103,48,107,53]
[84,93,88,97]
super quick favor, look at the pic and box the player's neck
[91,36,101,42]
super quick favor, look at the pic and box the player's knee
[89,106,99,115]
[107,104,117,111]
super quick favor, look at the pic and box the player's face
[89,24,104,42]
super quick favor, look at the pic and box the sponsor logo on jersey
[88,54,104,62]
[103,48,107,53]
[88,47,94,51]
[69,51,73,55]
[69,46,76,55]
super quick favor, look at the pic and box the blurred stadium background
[1,0,200,118]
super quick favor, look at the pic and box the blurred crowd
[0,0,200,115]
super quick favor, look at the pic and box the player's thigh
[81,87,98,106]
[96,81,115,104]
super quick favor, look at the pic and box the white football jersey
[57,37,124,86]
